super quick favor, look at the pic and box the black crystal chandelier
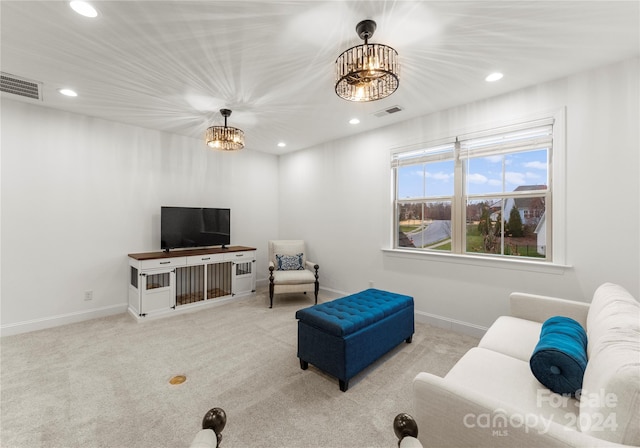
[335,20,399,102]
[205,109,245,151]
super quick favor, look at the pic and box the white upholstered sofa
[407,283,640,448]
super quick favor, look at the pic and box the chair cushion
[275,253,304,270]
[271,269,315,285]
[579,283,640,445]
[529,316,587,396]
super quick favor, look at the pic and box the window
[392,118,555,262]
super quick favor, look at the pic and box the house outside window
[392,117,556,262]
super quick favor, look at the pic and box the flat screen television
[161,206,230,251]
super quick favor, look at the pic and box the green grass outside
[403,224,544,258]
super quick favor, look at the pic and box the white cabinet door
[140,269,175,315]
[232,259,256,296]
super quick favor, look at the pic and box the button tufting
[295,289,413,337]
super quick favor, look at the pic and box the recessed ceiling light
[277,142,286,148]
[485,72,504,82]
[58,88,78,97]
[70,1,98,18]
[349,118,360,125]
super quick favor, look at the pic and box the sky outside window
[398,148,548,199]
[398,160,454,198]
[466,149,548,195]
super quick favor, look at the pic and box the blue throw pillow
[530,316,588,396]
[275,253,304,271]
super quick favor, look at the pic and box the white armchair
[267,240,319,308]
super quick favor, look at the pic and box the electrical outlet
[84,290,93,301]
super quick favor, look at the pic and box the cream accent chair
[268,240,319,308]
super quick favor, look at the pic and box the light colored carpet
[1,287,478,448]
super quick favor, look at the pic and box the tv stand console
[128,246,256,320]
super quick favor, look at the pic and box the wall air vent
[0,72,42,100]
[373,105,403,118]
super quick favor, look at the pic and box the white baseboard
[318,285,347,296]
[323,286,488,338]
[414,310,488,338]
[0,304,127,337]
[1,288,488,339]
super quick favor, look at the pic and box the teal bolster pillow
[529,316,587,396]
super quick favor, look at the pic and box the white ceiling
[1,1,638,154]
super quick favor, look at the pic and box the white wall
[278,57,640,333]
[2,57,638,336]
[1,100,279,333]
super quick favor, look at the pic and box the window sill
[382,248,572,275]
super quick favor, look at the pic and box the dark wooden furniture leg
[393,413,419,446]
[313,264,319,304]
[268,265,275,308]
[202,407,227,448]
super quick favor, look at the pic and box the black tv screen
[161,207,230,251]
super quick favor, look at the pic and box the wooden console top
[128,246,256,261]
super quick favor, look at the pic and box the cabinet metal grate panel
[208,262,232,299]
[235,261,252,276]
[131,266,138,288]
[176,265,204,306]
[147,272,170,290]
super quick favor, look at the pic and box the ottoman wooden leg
[406,335,413,343]
[300,359,308,370]
[339,379,348,392]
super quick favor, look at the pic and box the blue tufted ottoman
[295,288,414,391]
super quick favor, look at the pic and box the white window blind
[459,119,554,159]
[391,142,455,167]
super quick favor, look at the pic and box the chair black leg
[269,283,274,308]
[300,359,308,370]
[268,267,274,308]
[313,265,319,305]
[339,379,348,392]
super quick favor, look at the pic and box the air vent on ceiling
[1,72,42,100]
[373,105,403,118]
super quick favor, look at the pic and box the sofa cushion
[579,283,640,445]
[478,315,542,361]
[445,347,579,428]
[530,316,587,396]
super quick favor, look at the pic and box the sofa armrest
[412,372,627,448]
[509,292,589,327]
